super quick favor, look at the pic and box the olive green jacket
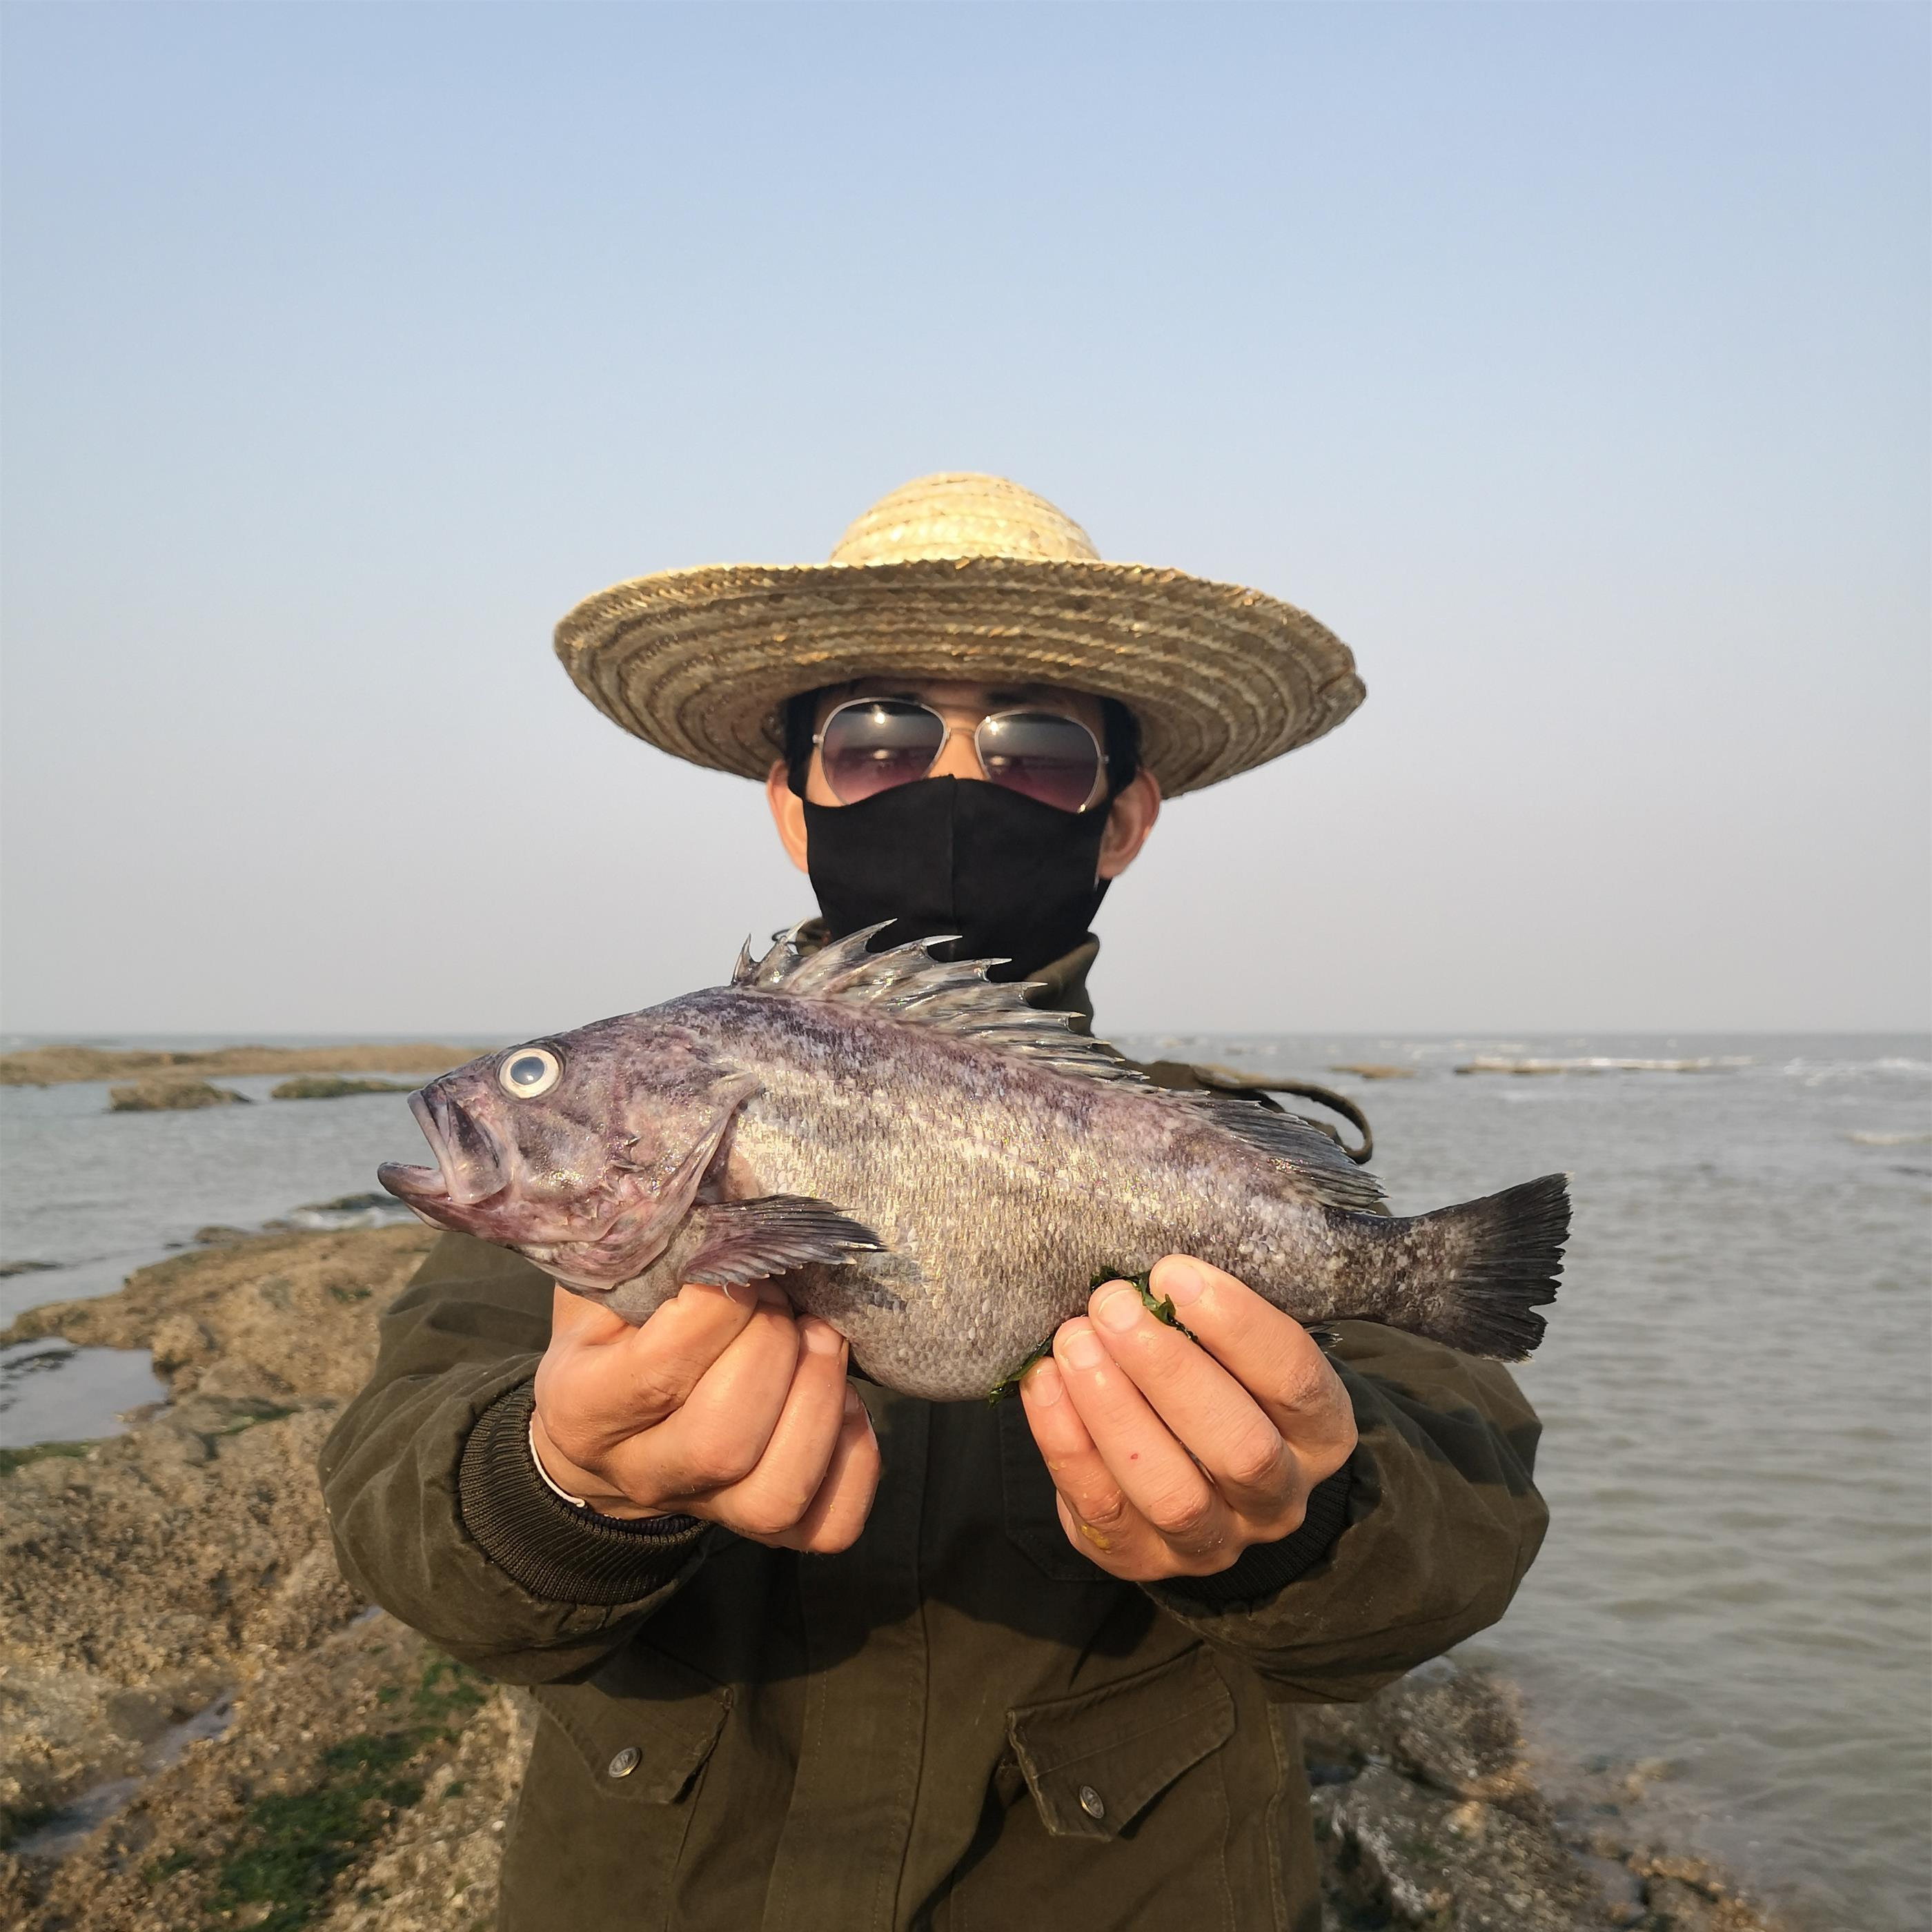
[319,965,1546,1932]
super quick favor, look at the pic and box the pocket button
[1078,1784,1105,1821]
[607,1746,641,1779]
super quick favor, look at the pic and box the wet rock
[1300,1657,1544,1815]
[107,1080,250,1113]
[0,1262,61,1281]
[2,1043,474,1088]
[0,1229,434,1853]
[0,1224,1794,1932]
[269,1076,415,1101]
[1317,1764,1599,1930]
[1329,1063,1417,1080]
[0,1225,434,1404]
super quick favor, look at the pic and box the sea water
[1,1032,1926,1929]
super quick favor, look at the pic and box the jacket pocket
[498,1644,731,1930]
[1007,1646,1236,1840]
[998,1399,1111,1584]
[529,1641,731,1803]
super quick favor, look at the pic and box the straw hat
[554,473,1364,797]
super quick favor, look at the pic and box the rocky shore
[0,1044,477,1088]
[0,1233,1788,1931]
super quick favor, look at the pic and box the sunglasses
[813,698,1108,814]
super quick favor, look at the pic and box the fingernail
[1159,1259,1206,1307]
[844,1386,863,1417]
[1093,1283,1141,1333]
[1060,1322,1104,1371]
[1023,1358,1064,1406]
[802,1319,841,1357]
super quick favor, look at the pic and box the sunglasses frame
[811,698,1110,814]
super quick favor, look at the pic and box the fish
[377,925,1571,1401]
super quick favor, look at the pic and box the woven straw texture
[554,473,1365,797]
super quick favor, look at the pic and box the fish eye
[498,1046,562,1099]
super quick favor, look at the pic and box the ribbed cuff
[1154,1462,1354,1612]
[457,1381,709,1606]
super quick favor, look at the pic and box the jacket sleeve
[317,1233,712,1684]
[1146,1319,1547,1701]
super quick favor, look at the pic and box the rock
[1317,1764,1599,1930]
[0,1261,61,1280]
[106,1080,250,1113]
[1,1043,476,1088]
[1329,1063,1418,1080]
[0,1225,1796,1932]
[1452,1057,1751,1076]
[1641,1872,1772,1930]
[295,1193,396,1216]
[0,1229,435,1880]
[190,1226,251,1245]
[1299,1657,1544,1813]
[268,1076,415,1101]
[0,1225,435,1406]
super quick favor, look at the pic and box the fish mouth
[379,1089,509,1210]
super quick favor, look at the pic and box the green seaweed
[192,1653,488,1931]
[0,1439,99,1477]
[411,1655,486,1731]
[270,1076,415,1101]
[983,1337,1056,1406]
[984,1268,1199,1403]
[205,1732,422,1931]
[206,1403,297,1440]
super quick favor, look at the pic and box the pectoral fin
[680,1196,885,1288]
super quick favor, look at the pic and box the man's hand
[530,1283,880,1552]
[1019,1255,1357,1581]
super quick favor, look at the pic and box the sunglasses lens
[976,713,1103,813]
[819,700,947,803]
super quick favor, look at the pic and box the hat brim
[553,555,1363,797]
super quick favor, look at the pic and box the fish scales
[379,927,1573,1400]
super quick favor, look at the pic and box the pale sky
[3,3,1926,1037]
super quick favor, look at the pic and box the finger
[548,1282,637,1346]
[1146,1256,1357,1468]
[710,1318,856,1539]
[1084,1276,1297,1517]
[1052,1316,1236,1566]
[775,1384,881,1553]
[538,1285,760,1475]
[619,1299,804,1496]
[1019,1351,1161,1573]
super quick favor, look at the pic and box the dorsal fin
[732,925,1146,1085]
[1168,1091,1388,1212]
[727,927,1391,1211]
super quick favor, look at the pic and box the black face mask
[802,777,1111,980]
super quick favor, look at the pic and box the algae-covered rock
[0,1225,1795,1932]
[2,1043,474,1088]
[107,1080,250,1113]
[268,1076,415,1101]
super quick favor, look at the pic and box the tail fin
[1398,1173,1571,1359]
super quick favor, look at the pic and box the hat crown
[829,472,1099,568]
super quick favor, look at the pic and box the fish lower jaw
[377,1161,448,1203]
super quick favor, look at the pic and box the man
[322,473,1546,1932]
